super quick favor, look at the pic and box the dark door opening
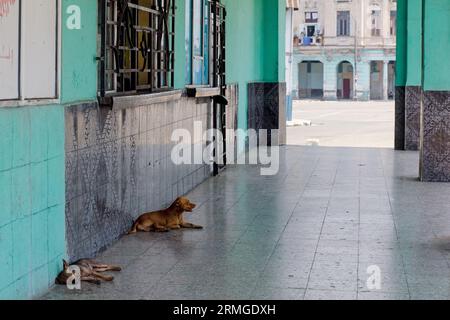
[343,79,351,99]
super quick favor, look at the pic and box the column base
[405,86,422,151]
[356,90,370,101]
[395,86,406,150]
[323,90,337,101]
[248,82,287,146]
[420,91,450,182]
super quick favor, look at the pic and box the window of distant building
[305,11,318,23]
[390,10,397,36]
[337,11,350,36]
[371,9,382,37]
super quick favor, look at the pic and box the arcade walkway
[42,146,450,300]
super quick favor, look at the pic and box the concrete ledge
[112,90,183,110]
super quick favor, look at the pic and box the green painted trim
[396,0,407,86]
[278,0,286,82]
[406,0,422,86]
[174,0,187,89]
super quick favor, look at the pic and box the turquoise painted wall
[0,0,99,299]
[396,0,407,87]
[0,105,65,299]
[406,0,422,87]
[423,0,450,91]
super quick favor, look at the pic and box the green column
[222,0,285,151]
[420,0,450,181]
[395,0,407,150]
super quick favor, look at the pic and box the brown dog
[55,259,122,286]
[128,197,203,233]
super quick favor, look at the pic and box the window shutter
[22,0,57,99]
[0,0,20,100]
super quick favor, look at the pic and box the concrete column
[383,0,391,40]
[356,61,370,101]
[285,8,294,121]
[383,61,389,100]
[291,58,299,99]
[323,60,337,100]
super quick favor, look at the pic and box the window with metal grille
[98,0,175,97]
[185,0,226,89]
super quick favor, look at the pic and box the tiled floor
[42,146,450,300]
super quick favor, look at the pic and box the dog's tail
[127,221,138,235]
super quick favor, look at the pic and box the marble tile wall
[405,86,421,151]
[248,82,286,146]
[64,87,237,261]
[395,86,406,150]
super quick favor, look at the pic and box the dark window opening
[307,25,316,37]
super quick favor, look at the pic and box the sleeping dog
[55,259,122,286]
[128,197,203,233]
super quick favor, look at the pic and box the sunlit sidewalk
[42,146,450,300]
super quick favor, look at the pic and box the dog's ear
[63,259,69,270]
[174,197,182,208]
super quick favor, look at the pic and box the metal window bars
[210,0,227,175]
[210,0,226,92]
[98,0,175,98]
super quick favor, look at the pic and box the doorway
[370,61,384,100]
[388,61,396,100]
[337,61,354,100]
[298,61,324,99]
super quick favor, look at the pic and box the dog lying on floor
[55,259,122,286]
[128,197,203,233]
